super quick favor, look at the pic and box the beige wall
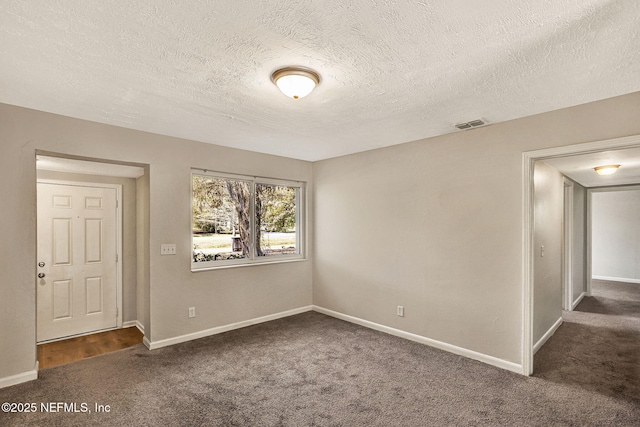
[313,92,640,365]
[533,161,563,344]
[592,188,640,281]
[0,103,313,381]
[2,92,640,383]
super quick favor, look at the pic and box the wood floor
[37,327,143,369]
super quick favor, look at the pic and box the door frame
[37,179,123,337]
[586,184,640,294]
[522,133,640,375]
[562,178,574,310]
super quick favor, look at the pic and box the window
[192,171,304,269]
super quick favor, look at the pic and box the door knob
[38,262,45,267]
[38,273,45,279]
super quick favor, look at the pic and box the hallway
[534,279,640,402]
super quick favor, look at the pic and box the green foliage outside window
[192,173,300,264]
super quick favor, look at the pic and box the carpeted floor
[533,279,640,405]
[1,280,638,426]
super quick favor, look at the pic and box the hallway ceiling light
[271,67,320,99]
[594,164,620,176]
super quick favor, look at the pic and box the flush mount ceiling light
[271,67,320,99]
[594,164,620,176]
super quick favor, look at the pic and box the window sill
[191,256,307,272]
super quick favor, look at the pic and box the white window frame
[191,170,306,271]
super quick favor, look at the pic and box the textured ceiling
[1,1,639,161]
[544,148,640,188]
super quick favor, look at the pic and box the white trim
[37,327,117,344]
[533,317,563,354]
[588,185,640,294]
[586,189,593,296]
[592,275,640,284]
[145,306,313,350]
[572,292,586,310]
[522,133,640,376]
[191,168,305,185]
[37,179,124,330]
[523,134,640,160]
[522,152,535,375]
[0,364,38,389]
[135,321,145,334]
[563,179,574,310]
[588,184,640,192]
[192,257,307,272]
[313,306,523,374]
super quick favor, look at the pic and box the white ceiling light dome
[594,164,620,176]
[271,67,320,99]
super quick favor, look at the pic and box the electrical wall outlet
[188,307,196,318]
[161,244,176,255]
[397,305,404,317]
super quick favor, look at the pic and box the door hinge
[116,253,119,263]
[116,307,118,317]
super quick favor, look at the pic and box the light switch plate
[161,244,176,255]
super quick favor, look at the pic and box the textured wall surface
[0,102,313,383]
[1,1,639,161]
[533,161,563,344]
[313,92,640,365]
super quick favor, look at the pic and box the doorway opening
[522,134,640,375]
[37,180,122,342]
[35,153,148,363]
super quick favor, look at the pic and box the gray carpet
[533,279,640,405]
[1,281,638,426]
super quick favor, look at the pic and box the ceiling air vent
[454,118,488,130]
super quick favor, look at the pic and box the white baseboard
[145,306,313,350]
[592,275,640,284]
[0,362,38,389]
[312,305,523,375]
[571,292,586,310]
[135,321,145,334]
[533,317,563,354]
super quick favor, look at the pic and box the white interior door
[37,182,118,343]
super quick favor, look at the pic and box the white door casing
[37,182,120,342]
[522,133,640,376]
[562,179,573,310]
